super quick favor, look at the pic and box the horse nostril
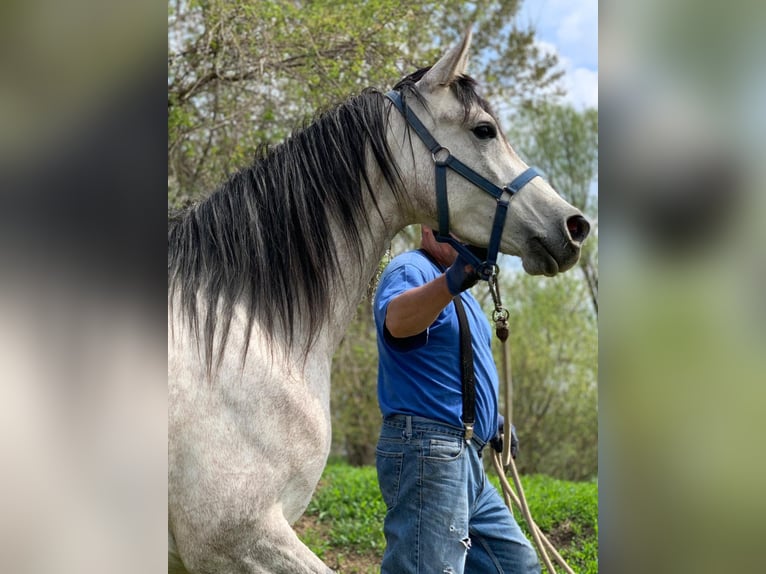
[566,215,590,244]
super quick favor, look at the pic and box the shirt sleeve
[374,261,431,351]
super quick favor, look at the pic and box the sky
[518,0,598,110]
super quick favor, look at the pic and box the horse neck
[316,157,406,354]
[311,104,427,357]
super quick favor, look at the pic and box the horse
[168,29,590,574]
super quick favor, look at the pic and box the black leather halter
[386,90,540,281]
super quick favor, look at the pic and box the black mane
[168,70,491,374]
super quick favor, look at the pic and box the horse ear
[420,27,473,89]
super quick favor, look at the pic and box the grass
[295,461,597,573]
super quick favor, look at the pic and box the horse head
[389,29,590,277]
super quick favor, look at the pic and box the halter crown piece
[386,90,540,281]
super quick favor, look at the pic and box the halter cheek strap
[386,90,540,280]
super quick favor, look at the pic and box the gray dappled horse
[168,30,589,574]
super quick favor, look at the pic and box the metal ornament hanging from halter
[488,271,510,342]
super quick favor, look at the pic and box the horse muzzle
[522,214,590,276]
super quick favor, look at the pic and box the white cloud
[520,0,598,108]
[563,64,599,110]
[558,9,586,45]
[532,39,598,109]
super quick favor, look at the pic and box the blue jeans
[376,415,540,574]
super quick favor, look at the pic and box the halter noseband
[386,90,540,281]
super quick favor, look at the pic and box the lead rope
[488,271,576,574]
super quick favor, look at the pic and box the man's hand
[445,252,481,295]
[489,415,519,459]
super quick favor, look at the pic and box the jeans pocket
[422,436,466,493]
[375,448,404,511]
[423,437,464,462]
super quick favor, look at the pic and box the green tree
[494,270,598,481]
[509,103,599,314]
[492,103,598,480]
[330,298,381,466]
[168,0,563,207]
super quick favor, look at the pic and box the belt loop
[402,415,413,440]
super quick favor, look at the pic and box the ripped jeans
[376,415,540,574]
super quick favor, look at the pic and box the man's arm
[385,250,482,338]
[384,275,453,339]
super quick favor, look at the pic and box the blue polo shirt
[374,250,499,442]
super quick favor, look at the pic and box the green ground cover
[296,462,597,573]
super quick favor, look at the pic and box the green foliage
[510,103,598,217]
[507,103,599,313]
[296,462,598,573]
[303,464,387,552]
[492,270,598,481]
[330,301,381,466]
[488,473,598,573]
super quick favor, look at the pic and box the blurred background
[599,1,766,572]
[1,0,168,573]
[0,0,763,572]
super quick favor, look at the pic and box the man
[373,225,540,574]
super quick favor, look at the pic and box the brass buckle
[464,423,474,443]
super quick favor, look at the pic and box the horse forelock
[168,89,405,376]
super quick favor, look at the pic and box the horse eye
[472,123,497,140]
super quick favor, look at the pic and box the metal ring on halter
[492,308,510,322]
[431,146,451,165]
[484,264,499,286]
